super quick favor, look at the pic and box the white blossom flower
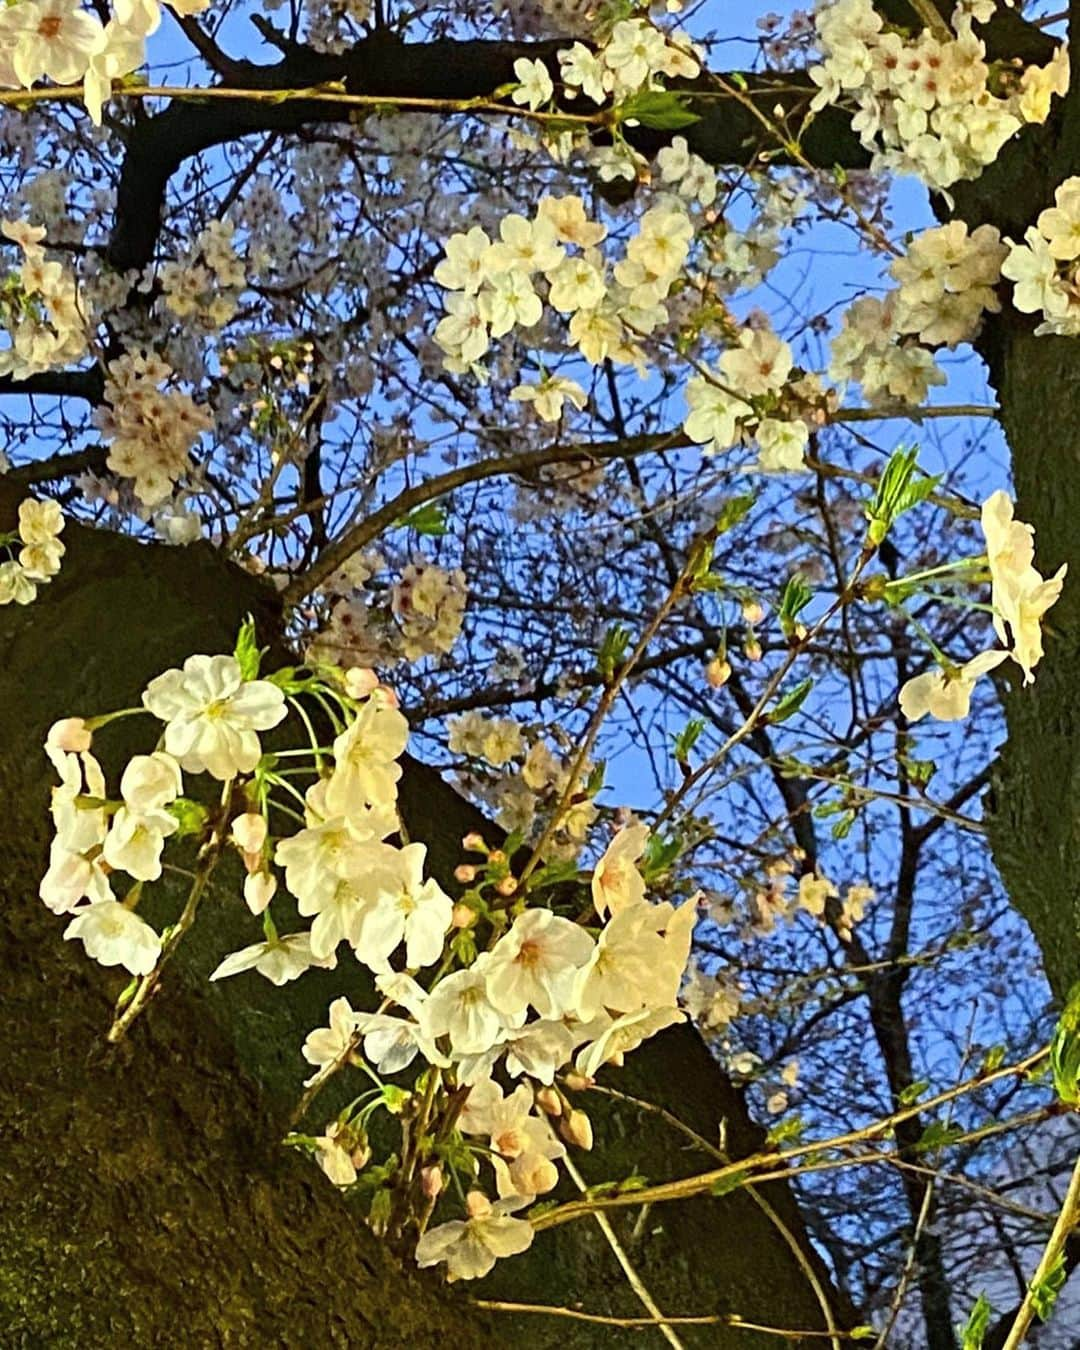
[573,903,671,1021]
[485,909,595,1018]
[434,227,492,294]
[591,823,649,918]
[414,1191,534,1281]
[63,900,160,976]
[119,752,182,812]
[510,375,588,423]
[209,931,336,985]
[353,842,453,971]
[511,57,553,111]
[301,995,357,1084]
[479,270,543,336]
[0,0,103,88]
[40,840,113,914]
[102,805,178,881]
[576,1006,684,1078]
[899,649,1008,722]
[324,696,408,818]
[142,654,287,780]
[0,561,37,606]
[420,956,519,1056]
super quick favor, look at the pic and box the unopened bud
[46,717,92,753]
[451,902,475,929]
[343,667,379,700]
[495,874,518,897]
[742,600,765,626]
[706,655,731,689]
[462,832,487,853]
[561,1071,590,1093]
[454,864,478,884]
[231,812,267,854]
[535,1086,562,1117]
[744,636,763,662]
[421,1164,443,1201]
[243,870,277,915]
[488,849,507,867]
[560,1109,593,1151]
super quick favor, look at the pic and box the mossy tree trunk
[0,524,850,1347]
[953,107,1080,1005]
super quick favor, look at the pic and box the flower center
[38,15,63,37]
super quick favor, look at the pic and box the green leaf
[641,830,682,880]
[396,501,448,536]
[1050,981,1080,1105]
[715,492,755,534]
[1030,1251,1067,1321]
[865,446,940,546]
[898,1079,929,1106]
[710,1168,750,1197]
[769,678,812,724]
[960,1293,993,1350]
[673,717,705,764]
[915,1120,963,1152]
[234,614,264,681]
[766,1116,804,1147]
[597,624,631,681]
[778,572,812,640]
[168,797,210,839]
[616,89,701,130]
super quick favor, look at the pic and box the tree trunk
[957,115,1080,1004]
[0,524,850,1346]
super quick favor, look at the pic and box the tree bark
[0,524,851,1346]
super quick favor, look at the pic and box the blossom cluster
[0,217,87,379]
[808,0,1067,189]
[830,221,1007,405]
[683,326,819,472]
[0,0,208,125]
[435,193,691,378]
[309,557,467,668]
[449,714,599,858]
[93,351,213,505]
[1002,177,1080,336]
[157,220,245,331]
[900,491,1066,721]
[0,495,64,605]
[41,630,698,1282]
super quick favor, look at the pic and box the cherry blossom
[142,654,287,780]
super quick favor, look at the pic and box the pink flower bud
[706,656,731,688]
[343,667,379,700]
[462,832,487,853]
[495,875,518,897]
[46,717,92,753]
[535,1086,562,1117]
[243,871,277,915]
[231,812,267,854]
[451,903,475,929]
[454,864,477,884]
[560,1109,593,1151]
[421,1164,443,1201]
